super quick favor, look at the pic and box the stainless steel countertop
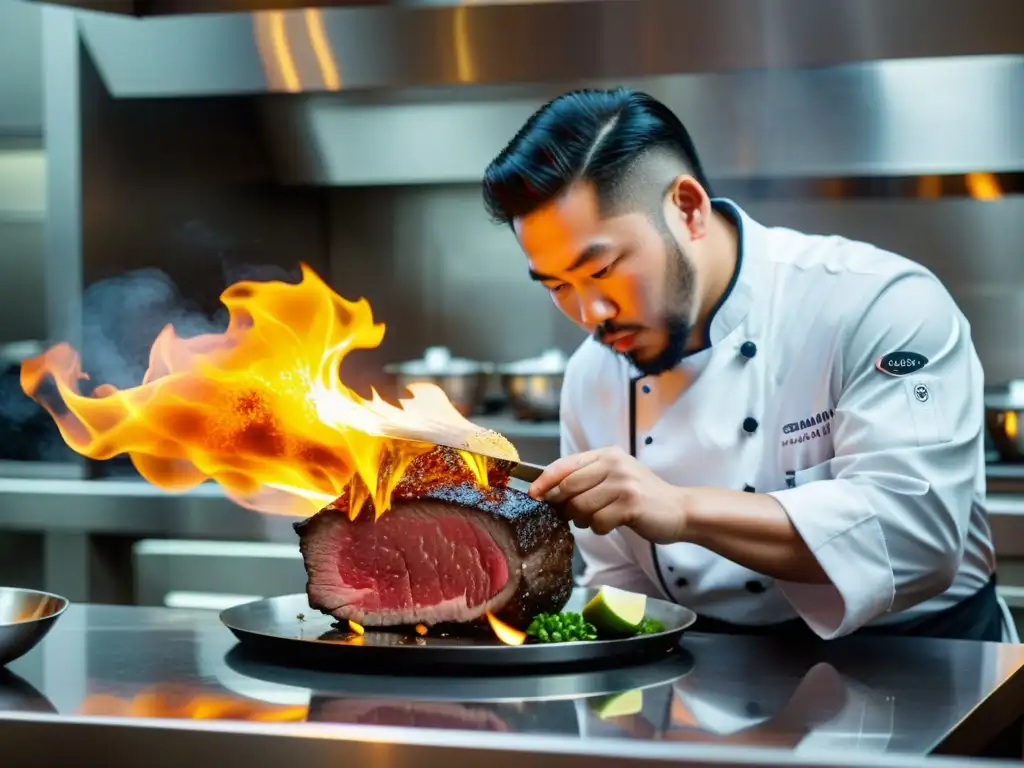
[2,603,1023,764]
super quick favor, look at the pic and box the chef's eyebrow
[528,242,612,282]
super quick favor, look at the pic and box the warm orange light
[966,172,1002,201]
[1005,410,1018,440]
[486,611,527,646]
[414,623,428,636]
[20,263,504,520]
[78,686,308,722]
[452,5,474,83]
[304,8,341,91]
[916,175,943,199]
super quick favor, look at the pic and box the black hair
[481,87,713,226]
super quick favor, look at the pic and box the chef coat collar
[625,197,763,379]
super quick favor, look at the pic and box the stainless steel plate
[220,588,696,674]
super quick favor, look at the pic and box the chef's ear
[663,175,710,240]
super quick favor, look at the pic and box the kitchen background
[0,0,1023,627]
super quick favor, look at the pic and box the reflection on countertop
[2,604,1023,759]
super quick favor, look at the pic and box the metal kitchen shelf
[0,477,300,542]
[472,414,560,440]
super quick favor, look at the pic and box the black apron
[627,379,1004,643]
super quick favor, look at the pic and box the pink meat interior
[308,501,512,622]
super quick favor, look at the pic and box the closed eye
[591,257,622,279]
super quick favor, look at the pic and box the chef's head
[483,87,716,376]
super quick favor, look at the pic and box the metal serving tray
[220,588,696,674]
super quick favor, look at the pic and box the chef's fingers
[528,450,603,499]
[560,485,620,528]
[543,459,608,505]
[582,506,625,536]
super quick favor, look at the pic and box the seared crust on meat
[293,445,574,629]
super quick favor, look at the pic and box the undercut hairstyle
[482,87,713,227]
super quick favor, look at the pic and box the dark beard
[594,315,690,377]
[593,229,694,377]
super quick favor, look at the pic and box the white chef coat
[562,198,1000,640]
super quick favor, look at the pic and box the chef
[481,86,1015,642]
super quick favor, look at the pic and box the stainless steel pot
[383,346,493,417]
[985,380,1024,461]
[496,348,568,422]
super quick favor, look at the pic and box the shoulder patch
[876,351,928,376]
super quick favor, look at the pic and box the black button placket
[632,377,677,602]
[739,338,770,596]
[739,339,759,494]
[640,382,653,447]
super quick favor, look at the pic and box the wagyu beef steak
[294,447,574,629]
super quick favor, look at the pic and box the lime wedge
[592,689,644,719]
[582,586,647,638]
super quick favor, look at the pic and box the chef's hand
[528,446,687,544]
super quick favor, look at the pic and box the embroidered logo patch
[876,351,928,376]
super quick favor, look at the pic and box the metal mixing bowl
[499,371,563,421]
[496,349,568,422]
[383,346,493,417]
[0,587,69,667]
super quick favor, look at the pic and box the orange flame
[20,263,510,519]
[486,611,527,646]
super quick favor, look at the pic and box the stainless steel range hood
[34,0,1024,185]
[258,56,1024,185]
[38,0,1024,97]
[30,0,389,16]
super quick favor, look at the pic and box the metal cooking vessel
[0,587,69,667]
[496,349,568,423]
[383,346,493,417]
[985,380,1024,461]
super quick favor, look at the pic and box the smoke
[0,262,300,447]
[79,268,228,391]
[220,260,302,291]
[0,211,309,460]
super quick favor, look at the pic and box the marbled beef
[293,446,574,629]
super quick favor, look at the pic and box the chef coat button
[745,702,763,717]
[644,436,653,445]
[745,580,767,594]
[642,384,651,394]
[743,417,759,434]
[740,341,757,359]
[675,577,688,589]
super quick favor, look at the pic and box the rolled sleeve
[768,271,981,639]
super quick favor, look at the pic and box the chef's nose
[579,293,616,327]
